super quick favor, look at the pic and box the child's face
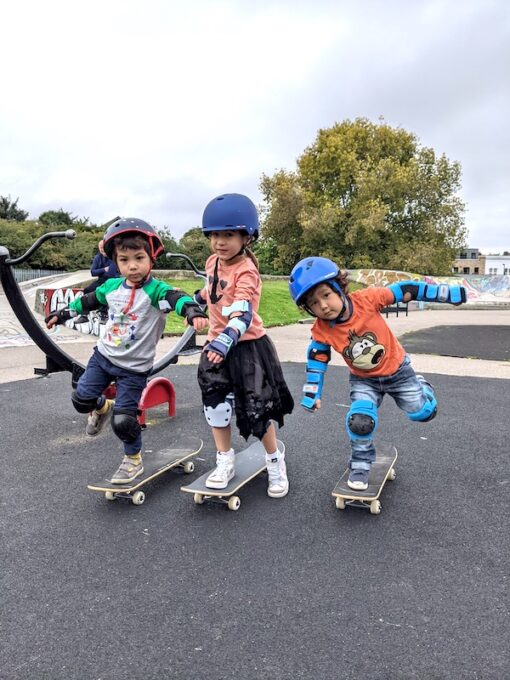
[306,283,344,320]
[209,230,248,262]
[116,247,152,285]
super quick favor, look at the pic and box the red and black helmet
[103,218,164,261]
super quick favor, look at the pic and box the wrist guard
[194,289,207,305]
[301,340,331,411]
[206,327,239,359]
[182,304,208,324]
[389,281,467,305]
[45,307,75,325]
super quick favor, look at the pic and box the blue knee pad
[408,387,438,422]
[345,400,378,441]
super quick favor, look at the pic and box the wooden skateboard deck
[181,439,285,511]
[332,443,397,515]
[87,436,203,505]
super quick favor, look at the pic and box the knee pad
[71,390,98,414]
[346,400,378,441]
[203,393,234,428]
[111,410,141,443]
[408,393,438,422]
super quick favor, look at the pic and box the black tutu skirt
[198,334,294,440]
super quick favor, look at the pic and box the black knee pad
[111,410,141,444]
[349,413,376,436]
[71,390,98,414]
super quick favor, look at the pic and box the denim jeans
[76,348,148,454]
[348,355,434,471]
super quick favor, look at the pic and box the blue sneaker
[348,468,369,491]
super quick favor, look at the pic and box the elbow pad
[301,340,331,411]
[389,281,467,305]
[222,300,253,338]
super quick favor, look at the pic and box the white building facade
[484,255,510,276]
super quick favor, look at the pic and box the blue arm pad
[301,340,331,410]
[389,281,467,305]
[223,300,253,338]
[206,327,239,360]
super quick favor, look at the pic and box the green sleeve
[145,279,195,316]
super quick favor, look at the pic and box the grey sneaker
[110,455,144,484]
[86,399,114,436]
[347,468,369,491]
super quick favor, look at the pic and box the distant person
[196,193,294,498]
[45,218,208,484]
[289,257,467,490]
[83,239,119,294]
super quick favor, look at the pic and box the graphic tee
[70,277,191,373]
[311,287,405,377]
[202,255,265,342]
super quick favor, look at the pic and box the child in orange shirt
[196,193,294,497]
[289,257,466,490]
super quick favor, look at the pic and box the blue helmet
[202,193,259,241]
[289,257,341,306]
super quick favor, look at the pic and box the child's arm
[45,291,101,328]
[388,281,467,306]
[206,300,253,362]
[301,340,331,411]
[160,289,208,330]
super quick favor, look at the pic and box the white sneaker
[266,451,289,498]
[205,449,235,489]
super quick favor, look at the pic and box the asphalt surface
[1,363,509,680]
[401,325,510,361]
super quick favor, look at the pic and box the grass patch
[161,277,364,335]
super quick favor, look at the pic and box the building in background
[483,253,510,275]
[452,248,485,275]
[453,248,510,276]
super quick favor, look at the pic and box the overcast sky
[1,0,509,253]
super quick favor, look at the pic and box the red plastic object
[138,377,176,426]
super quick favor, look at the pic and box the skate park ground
[1,286,509,679]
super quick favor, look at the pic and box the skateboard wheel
[194,493,205,504]
[370,500,381,515]
[335,497,346,510]
[388,468,396,481]
[183,461,195,474]
[105,491,116,501]
[132,491,145,505]
[227,496,241,511]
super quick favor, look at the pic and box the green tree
[261,118,466,275]
[38,209,88,227]
[178,227,211,270]
[0,196,28,221]
[259,170,304,274]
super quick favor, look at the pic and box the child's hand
[190,316,208,331]
[206,349,224,365]
[45,308,72,328]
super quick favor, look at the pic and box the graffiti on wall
[36,287,106,337]
[351,271,510,304]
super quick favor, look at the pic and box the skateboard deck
[87,436,203,505]
[181,439,285,511]
[332,443,397,515]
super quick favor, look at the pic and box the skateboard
[331,443,397,515]
[87,436,203,505]
[180,439,285,511]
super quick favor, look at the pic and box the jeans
[76,348,148,454]
[348,355,435,471]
